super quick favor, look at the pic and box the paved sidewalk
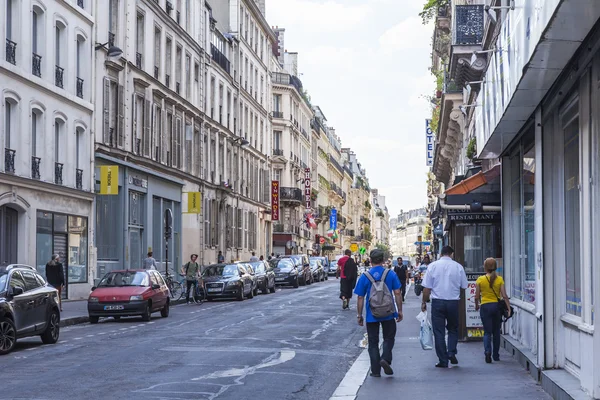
[60,300,89,327]
[351,290,551,400]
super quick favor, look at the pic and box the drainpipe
[439,198,501,212]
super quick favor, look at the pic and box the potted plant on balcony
[466,137,477,161]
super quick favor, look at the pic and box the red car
[87,269,170,324]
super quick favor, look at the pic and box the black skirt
[340,279,354,299]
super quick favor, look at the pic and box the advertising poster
[271,181,280,221]
[466,272,485,338]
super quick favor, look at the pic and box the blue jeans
[366,319,396,374]
[431,299,459,366]
[480,302,502,358]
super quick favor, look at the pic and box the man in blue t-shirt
[354,249,404,377]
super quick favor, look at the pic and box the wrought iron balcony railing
[272,72,303,94]
[210,44,231,75]
[273,148,284,156]
[32,53,42,77]
[31,156,41,179]
[55,65,64,88]
[5,149,15,173]
[329,154,344,174]
[55,162,63,185]
[453,5,484,45]
[76,77,84,98]
[76,168,83,189]
[280,187,303,203]
[136,52,142,68]
[272,111,283,118]
[6,39,16,65]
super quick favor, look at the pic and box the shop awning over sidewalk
[445,164,501,196]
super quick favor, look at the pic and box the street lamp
[95,42,123,58]
[231,137,250,148]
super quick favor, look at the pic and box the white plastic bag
[417,311,433,350]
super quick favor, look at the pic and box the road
[0,279,366,400]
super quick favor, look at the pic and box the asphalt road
[0,278,366,400]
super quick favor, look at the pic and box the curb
[329,348,371,400]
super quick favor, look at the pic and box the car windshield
[249,262,265,273]
[309,260,320,267]
[0,270,7,291]
[275,259,295,270]
[203,264,239,277]
[98,271,149,287]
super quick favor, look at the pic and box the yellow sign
[350,243,359,253]
[100,166,119,195]
[186,192,201,213]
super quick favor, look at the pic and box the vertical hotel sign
[271,180,280,221]
[187,192,201,213]
[304,168,311,210]
[425,119,434,167]
[100,166,119,195]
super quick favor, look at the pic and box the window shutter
[162,112,170,164]
[103,78,110,144]
[144,100,151,156]
[117,84,125,147]
[131,94,137,153]
[175,118,182,168]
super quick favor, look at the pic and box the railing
[273,148,284,156]
[300,127,309,140]
[6,39,16,65]
[273,224,284,233]
[342,191,347,202]
[272,72,303,94]
[32,53,42,77]
[300,161,308,170]
[344,166,354,179]
[135,138,141,155]
[210,44,231,74]
[453,5,484,45]
[176,11,181,24]
[166,1,173,14]
[5,149,15,173]
[329,154,344,174]
[165,74,170,87]
[76,78,84,98]
[136,52,142,68]
[31,156,41,179]
[76,168,83,190]
[108,31,115,48]
[77,0,84,8]
[154,66,159,79]
[55,162,63,185]
[279,187,303,203]
[55,65,64,88]
[443,71,461,94]
[272,111,283,118]
[176,82,180,94]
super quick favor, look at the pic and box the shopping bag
[417,311,433,350]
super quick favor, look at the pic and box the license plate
[104,305,124,311]
[207,288,221,293]
[275,278,285,281]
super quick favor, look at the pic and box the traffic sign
[319,237,326,245]
[414,241,431,246]
[350,243,358,253]
[359,247,366,255]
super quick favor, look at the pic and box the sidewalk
[60,300,89,327]
[335,289,552,400]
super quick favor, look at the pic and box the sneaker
[370,372,381,378]
[493,355,500,362]
[449,355,458,365]
[342,299,348,309]
[435,362,448,368]
[485,353,492,364]
[380,360,394,375]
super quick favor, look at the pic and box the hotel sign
[100,166,119,195]
[304,168,311,210]
[271,181,280,221]
[426,119,434,167]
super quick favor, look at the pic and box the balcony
[108,32,115,48]
[273,224,301,235]
[6,39,16,65]
[76,168,83,190]
[272,111,283,118]
[154,66,159,79]
[76,78,84,98]
[449,4,485,85]
[136,52,142,69]
[210,44,231,75]
[77,0,84,8]
[32,53,42,77]
[166,1,173,14]
[279,187,302,204]
[55,65,64,88]
[272,72,303,94]
[54,162,63,185]
[31,156,41,179]
[328,154,344,175]
[273,148,284,157]
[5,149,15,173]
[300,127,309,141]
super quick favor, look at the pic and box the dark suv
[0,264,61,355]
[280,255,312,285]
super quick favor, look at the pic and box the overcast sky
[267,0,435,218]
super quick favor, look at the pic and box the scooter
[414,272,423,296]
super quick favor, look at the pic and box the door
[129,229,142,269]
[8,271,35,334]
[21,270,47,331]
[53,234,68,299]
[149,271,165,309]
[0,206,18,265]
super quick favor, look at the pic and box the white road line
[329,348,371,400]
[74,337,83,340]
[85,335,95,338]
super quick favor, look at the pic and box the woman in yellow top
[475,258,512,363]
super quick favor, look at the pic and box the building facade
[1,0,95,299]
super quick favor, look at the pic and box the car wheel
[293,278,299,288]
[141,302,152,322]
[0,317,17,355]
[89,316,99,324]
[269,283,276,293]
[161,301,170,318]
[299,277,306,286]
[237,288,245,301]
[262,283,269,295]
[41,309,60,345]
[248,287,254,299]
[253,287,258,296]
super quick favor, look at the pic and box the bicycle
[162,271,183,300]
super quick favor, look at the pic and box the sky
[266,0,435,218]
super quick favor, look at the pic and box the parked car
[88,269,170,324]
[309,258,325,282]
[0,264,61,355]
[280,255,312,285]
[202,264,255,301]
[242,263,259,297]
[271,258,299,288]
[311,257,331,279]
[246,261,276,294]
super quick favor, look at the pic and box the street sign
[414,241,431,246]
[359,247,366,255]
[350,243,358,253]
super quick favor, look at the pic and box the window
[5,0,16,65]
[108,0,118,45]
[76,37,85,98]
[129,192,145,226]
[132,94,144,155]
[185,121,192,172]
[193,127,200,176]
[175,45,182,94]
[136,13,144,69]
[185,0,190,31]
[165,111,173,164]
[154,27,161,78]
[32,7,44,76]
[185,54,191,99]
[102,78,123,147]
[522,145,535,303]
[175,117,182,169]
[97,192,120,261]
[9,271,25,291]
[166,37,172,87]
[55,22,66,88]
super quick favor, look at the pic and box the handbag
[486,276,514,321]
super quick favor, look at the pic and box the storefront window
[68,216,88,283]
[97,193,121,261]
[564,114,582,316]
[509,154,522,299]
[455,224,501,273]
[523,145,536,303]
[36,211,53,275]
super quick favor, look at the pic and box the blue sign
[414,241,431,246]
[330,208,337,230]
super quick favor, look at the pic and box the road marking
[329,348,371,400]
[74,337,83,340]
[85,334,95,338]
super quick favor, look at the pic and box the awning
[445,164,501,196]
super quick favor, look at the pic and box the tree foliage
[419,0,450,24]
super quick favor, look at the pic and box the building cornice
[0,173,94,202]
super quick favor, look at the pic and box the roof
[445,164,501,196]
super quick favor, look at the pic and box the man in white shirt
[249,252,259,262]
[421,246,468,368]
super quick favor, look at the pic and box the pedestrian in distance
[420,254,431,273]
[217,251,225,264]
[354,249,403,377]
[143,251,157,270]
[337,249,358,309]
[421,246,468,368]
[249,252,259,262]
[259,255,264,261]
[45,254,65,311]
[181,254,201,304]
[475,257,512,363]
[394,257,408,302]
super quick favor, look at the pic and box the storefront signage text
[329,208,337,230]
[271,181,280,221]
[426,119,434,167]
[128,175,148,189]
[186,192,201,214]
[465,272,485,330]
[448,212,500,222]
[100,165,119,195]
[304,168,311,210]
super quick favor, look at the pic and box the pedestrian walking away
[143,251,157,270]
[182,254,201,304]
[217,251,225,264]
[475,258,512,363]
[421,245,468,368]
[354,249,403,378]
[394,257,408,302]
[45,254,65,311]
[249,252,259,262]
[337,249,358,310]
